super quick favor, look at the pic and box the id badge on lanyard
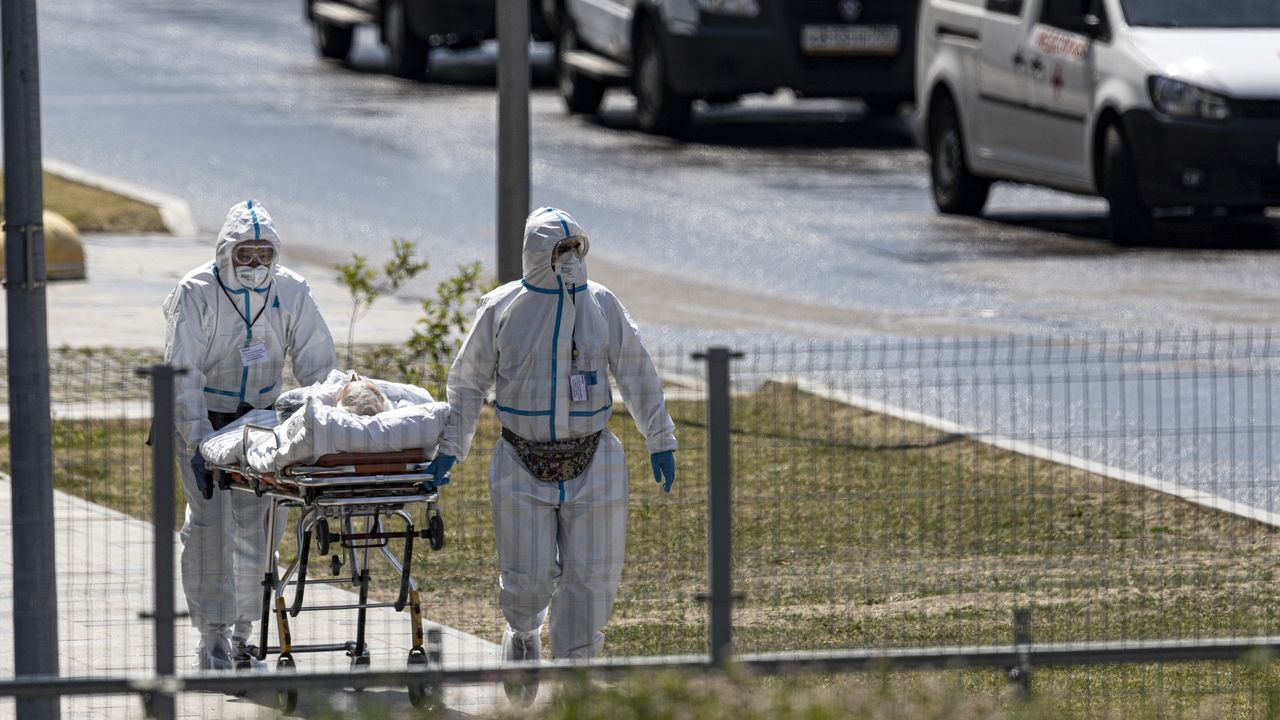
[241,341,268,366]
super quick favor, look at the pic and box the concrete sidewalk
[0,475,514,719]
[0,233,429,351]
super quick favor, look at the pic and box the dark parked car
[305,0,552,79]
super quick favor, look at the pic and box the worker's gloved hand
[190,453,214,500]
[423,453,456,492]
[650,451,675,493]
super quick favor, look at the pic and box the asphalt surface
[35,0,1280,347]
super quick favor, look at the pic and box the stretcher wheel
[315,519,331,556]
[407,648,440,710]
[429,513,445,552]
[275,655,298,713]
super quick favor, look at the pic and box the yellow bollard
[0,210,86,281]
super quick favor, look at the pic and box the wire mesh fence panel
[3,335,1280,717]
[727,334,1280,658]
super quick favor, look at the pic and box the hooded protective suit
[441,207,676,658]
[163,200,337,664]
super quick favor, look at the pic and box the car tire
[633,22,691,136]
[385,0,430,80]
[313,19,354,61]
[929,94,990,216]
[1101,125,1153,245]
[557,23,605,115]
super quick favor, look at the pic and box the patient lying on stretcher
[199,370,449,476]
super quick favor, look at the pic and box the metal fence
[0,334,1278,717]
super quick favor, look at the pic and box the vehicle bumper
[409,0,495,41]
[1123,109,1280,208]
[662,20,915,101]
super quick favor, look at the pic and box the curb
[790,376,1280,529]
[42,158,199,237]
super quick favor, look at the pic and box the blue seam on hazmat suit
[550,276,564,442]
[202,265,272,402]
[247,200,261,240]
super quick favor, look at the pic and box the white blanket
[200,372,449,475]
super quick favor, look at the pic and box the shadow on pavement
[338,44,557,87]
[236,685,477,719]
[591,103,917,149]
[981,211,1280,252]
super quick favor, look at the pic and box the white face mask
[555,255,582,286]
[235,265,270,289]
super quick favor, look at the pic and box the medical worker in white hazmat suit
[164,200,337,669]
[428,207,677,699]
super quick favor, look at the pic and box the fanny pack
[501,427,602,483]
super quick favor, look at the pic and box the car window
[986,0,1024,16]
[1040,0,1101,34]
[1119,0,1280,28]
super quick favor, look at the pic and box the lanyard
[217,273,270,329]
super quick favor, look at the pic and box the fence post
[694,347,742,667]
[495,0,530,283]
[3,0,61,715]
[1009,606,1032,700]
[139,365,183,720]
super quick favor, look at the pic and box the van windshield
[1120,0,1280,28]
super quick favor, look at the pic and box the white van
[915,0,1280,243]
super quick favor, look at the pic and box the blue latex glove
[190,453,213,499]
[650,451,676,493]
[423,453,456,492]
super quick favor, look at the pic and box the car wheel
[557,22,605,115]
[313,19,354,61]
[929,94,990,216]
[1101,125,1153,245]
[633,22,691,136]
[385,0,430,80]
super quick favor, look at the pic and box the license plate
[801,24,900,56]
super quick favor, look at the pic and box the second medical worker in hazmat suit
[164,200,338,670]
[427,207,677,703]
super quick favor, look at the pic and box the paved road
[36,0,1280,347]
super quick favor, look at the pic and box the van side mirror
[1083,13,1106,38]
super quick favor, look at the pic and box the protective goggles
[553,236,588,259]
[232,242,276,265]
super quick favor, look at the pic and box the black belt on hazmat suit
[145,401,274,447]
[501,426,602,483]
[207,402,274,431]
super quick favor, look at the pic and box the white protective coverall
[440,207,677,658]
[163,200,337,663]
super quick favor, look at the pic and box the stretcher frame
[209,423,447,712]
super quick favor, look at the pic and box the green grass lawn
[0,171,167,233]
[3,380,1279,717]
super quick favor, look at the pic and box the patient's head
[336,377,390,417]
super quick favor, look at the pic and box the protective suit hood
[522,207,588,289]
[214,200,281,291]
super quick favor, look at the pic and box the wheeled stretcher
[210,423,448,713]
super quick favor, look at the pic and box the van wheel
[558,23,605,115]
[633,22,691,136]
[313,19,354,61]
[385,0,429,80]
[929,95,990,216]
[1101,125,1153,245]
